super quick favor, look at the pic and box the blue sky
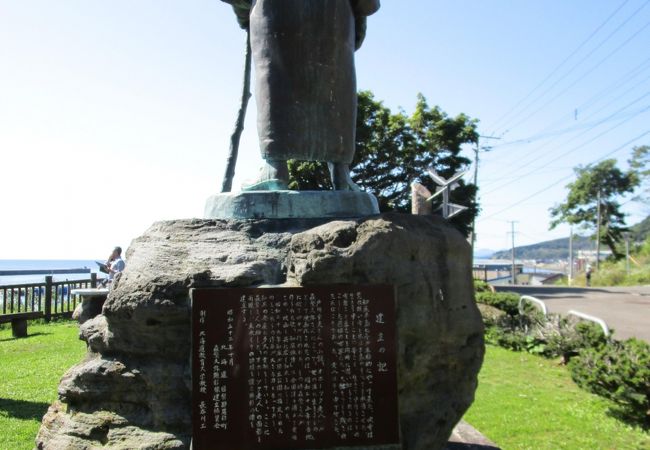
[1,0,648,259]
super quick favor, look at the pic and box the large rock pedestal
[36,214,484,450]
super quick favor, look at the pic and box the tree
[288,91,479,236]
[549,159,639,259]
[628,145,650,208]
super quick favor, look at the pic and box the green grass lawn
[0,321,87,450]
[464,345,650,450]
[1,323,648,450]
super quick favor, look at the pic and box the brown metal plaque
[191,285,399,450]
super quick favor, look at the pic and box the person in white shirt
[104,246,125,285]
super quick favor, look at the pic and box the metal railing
[0,273,102,321]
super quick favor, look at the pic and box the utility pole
[509,221,518,285]
[470,135,500,254]
[569,226,574,286]
[624,232,630,275]
[596,188,601,271]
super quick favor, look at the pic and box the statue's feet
[242,160,289,191]
[328,162,360,191]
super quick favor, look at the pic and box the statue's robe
[223,0,380,163]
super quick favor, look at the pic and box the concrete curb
[445,421,500,450]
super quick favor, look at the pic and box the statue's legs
[243,161,360,191]
[328,162,360,191]
[246,0,357,192]
[242,160,289,191]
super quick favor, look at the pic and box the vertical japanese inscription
[192,285,399,450]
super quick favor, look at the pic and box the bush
[484,311,544,352]
[626,269,650,285]
[637,236,650,257]
[570,338,650,427]
[478,289,647,428]
[483,307,609,363]
[485,321,546,354]
[592,267,627,287]
[535,317,609,362]
[574,321,611,350]
[475,291,520,316]
[473,279,493,293]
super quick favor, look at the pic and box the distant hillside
[631,215,650,242]
[492,215,650,261]
[492,235,593,261]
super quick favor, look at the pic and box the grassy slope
[0,321,87,450]
[553,238,650,287]
[465,345,650,450]
[590,241,650,286]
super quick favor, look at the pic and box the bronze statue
[222,0,380,191]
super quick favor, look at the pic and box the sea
[0,259,101,286]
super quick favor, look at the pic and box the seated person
[99,246,125,287]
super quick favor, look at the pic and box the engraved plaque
[191,285,399,449]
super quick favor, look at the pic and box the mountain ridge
[491,216,650,261]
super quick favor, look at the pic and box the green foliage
[477,287,647,428]
[288,91,479,236]
[575,321,611,350]
[465,346,650,449]
[629,144,650,206]
[485,325,546,354]
[476,290,609,362]
[475,291,520,316]
[640,235,650,256]
[534,318,609,362]
[473,279,492,293]
[631,215,650,243]
[587,235,650,286]
[549,159,639,259]
[570,338,650,427]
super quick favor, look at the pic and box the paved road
[494,285,650,342]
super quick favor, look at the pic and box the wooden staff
[221,29,252,193]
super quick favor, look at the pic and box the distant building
[574,250,612,272]
[473,259,565,286]
[473,259,523,284]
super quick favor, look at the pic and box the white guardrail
[518,295,548,316]
[567,310,610,337]
[517,295,610,337]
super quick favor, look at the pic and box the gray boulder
[36,214,483,450]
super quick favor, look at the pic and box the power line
[573,55,650,116]
[487,57,650,150]
[491,0,650,135]
[477,129,650,222]
[480,166,576,183]
[572,75,650,123]
[488,97,650,153]
[482,92,650,192]
[498,17,650,136]
[486,0,634,133]
[483,105,650,195]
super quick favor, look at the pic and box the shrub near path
[477,286,650,428]
[465,346,650,450]
[0,321,87,450]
